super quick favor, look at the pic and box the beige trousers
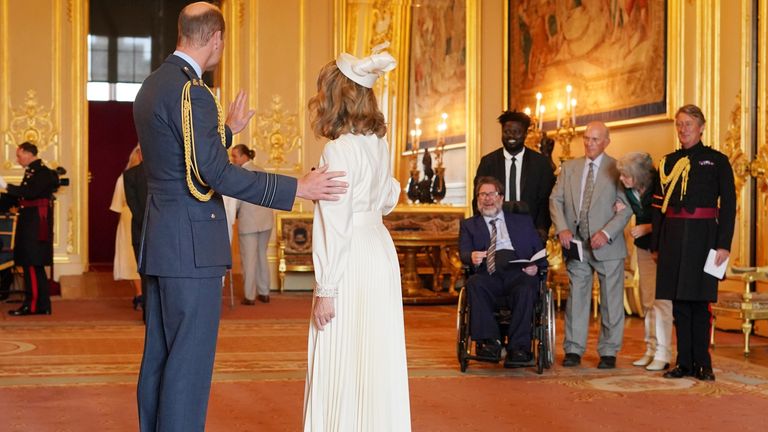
[637,247,673,362]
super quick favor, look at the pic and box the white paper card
[704,249,729,279]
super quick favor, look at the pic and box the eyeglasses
[477,191,501,199]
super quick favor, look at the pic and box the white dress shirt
[483,210,513,251]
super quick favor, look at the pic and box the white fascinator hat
[336,42,397,88]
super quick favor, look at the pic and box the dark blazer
[459,210,547,275]
[474,148,555,237]
[123,162,148,255]
[133,55,297,278]
[1,159,59,266]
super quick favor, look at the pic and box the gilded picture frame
[404,0,467,151]
[506,0,672,127]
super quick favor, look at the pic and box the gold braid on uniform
[658,156,690,213]
[181,79,227,202]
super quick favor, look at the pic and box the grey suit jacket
[549,154,631,261]
[236,160,275,234]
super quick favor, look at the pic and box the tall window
[87,35,152,102]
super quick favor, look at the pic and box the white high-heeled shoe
[632,355,653,367]
[646,359,670,371]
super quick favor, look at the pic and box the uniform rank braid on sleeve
[180,77,228,202]
[258,172,279,208]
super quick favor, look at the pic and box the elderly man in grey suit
[549,121,632,369]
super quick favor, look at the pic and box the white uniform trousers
[238,229,272,300]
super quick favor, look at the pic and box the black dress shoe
[597,356,616,369]
[8,305,51,316]
[241,298,256,306]
[562,353,581,367]
[663,365,693,379]
[695,366,716,381]
[475,339,502,360]
[257,295,270,303]
[504,350,533,368]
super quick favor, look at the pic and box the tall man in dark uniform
[652,104,736,381]
[474,111,555,240]
[132,3,347,431]
[0,142,59,316]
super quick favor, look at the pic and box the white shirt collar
[482,210,505,225]
[173,50,202,78]
[503,147,525,161]
[586,153,605,168]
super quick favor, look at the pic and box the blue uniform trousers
[137,275,222,432]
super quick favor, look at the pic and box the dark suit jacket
[123,162,148,256]
[459,211,547,275]
[474,148,555,237]
[133,55,297,278]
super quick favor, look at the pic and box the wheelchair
[456,268,555,374]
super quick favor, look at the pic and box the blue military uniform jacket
[133,54,297,278]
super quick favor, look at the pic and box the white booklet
[509,248,548,264]
[703,249,729,279]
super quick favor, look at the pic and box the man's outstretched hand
[296,165,348,201]
[225,90,256,135]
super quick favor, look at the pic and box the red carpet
[1,291,768,431]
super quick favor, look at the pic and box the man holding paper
[652,105,736,381]
[459,177,547,368]
[549,121,632,369]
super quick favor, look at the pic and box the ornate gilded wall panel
[0,0,87,276]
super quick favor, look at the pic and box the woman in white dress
[303,47,411,431]
[109,145,142,309]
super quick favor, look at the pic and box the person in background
[459,176,546,367]
[123,144,148,315]
[110,145,143,311]
[652,104,736,381]
[0,142,59,316]
[549,121,632,369]
[474,110,555,240]
[230,143,274,304]
[616,152,672,371]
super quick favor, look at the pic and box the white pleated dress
[303,133,411,432]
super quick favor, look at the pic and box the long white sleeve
[312,141,353,297]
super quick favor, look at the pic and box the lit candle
[566,84,572,97]
[570,99,577,126]
[556,102,563,129]
[414,118,422,150]
[535,92,542,118]
[524,106,531,116]
[538,105,546,130]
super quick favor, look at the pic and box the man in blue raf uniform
[133,3,347,431]
[652,105,736,382]
[0,142,59,316]
[460,176,547,368]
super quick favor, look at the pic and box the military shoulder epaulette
[180,65,203,85]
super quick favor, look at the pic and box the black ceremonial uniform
[1,159,59,314]
[651,141,736,373]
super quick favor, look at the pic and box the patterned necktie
[487,218,498,274]
[509,157,517,201]
[578,162,595,240]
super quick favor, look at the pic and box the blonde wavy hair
[308,60,387,140]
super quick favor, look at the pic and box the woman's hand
[313,296,336,331]
[630,223,652,239]
[613,200,627,213]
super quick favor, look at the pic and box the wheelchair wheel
[545,288,556,368]
[456,286,472,372]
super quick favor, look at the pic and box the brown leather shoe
[257,295,270,303]
[241,298,256,306]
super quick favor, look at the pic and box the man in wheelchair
[459,176,547,367]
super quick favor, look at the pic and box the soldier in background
[0,141,59,316]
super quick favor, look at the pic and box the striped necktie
[578,162,595,240]
[487,218,498,274]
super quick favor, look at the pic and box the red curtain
[88,102,138,266]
